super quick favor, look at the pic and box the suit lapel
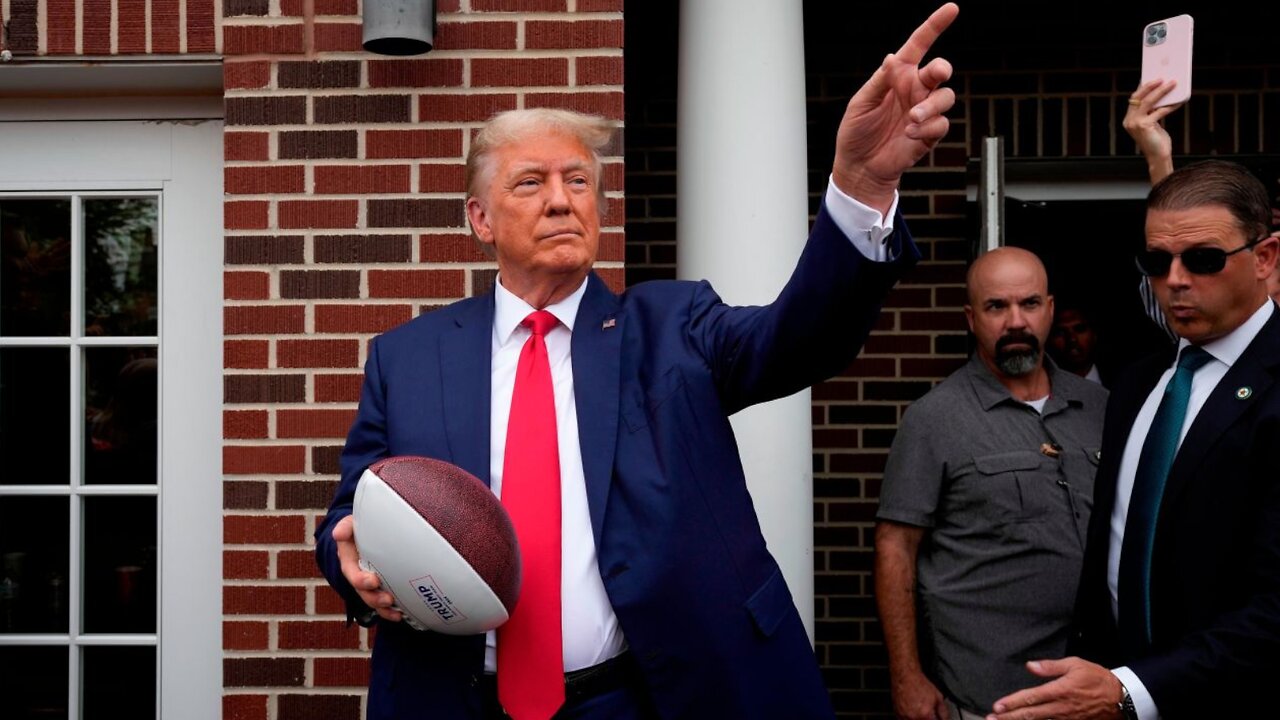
[440,292,495,485]
[1162,310,1280,512]
[571,273,623,547]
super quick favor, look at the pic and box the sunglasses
[1135,236,1266,277]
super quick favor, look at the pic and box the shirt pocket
[971,449,1056,522]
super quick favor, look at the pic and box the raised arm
[833,3,959,215]
[1123,79,1182,185]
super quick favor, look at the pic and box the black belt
[482,652,639,706]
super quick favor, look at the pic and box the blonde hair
[465,108,616,212]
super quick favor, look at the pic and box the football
[353,456,521,634]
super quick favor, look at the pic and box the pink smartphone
[1141,15,1194,107]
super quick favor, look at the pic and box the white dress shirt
[483,179,896,673]
[1107,300,1275,720]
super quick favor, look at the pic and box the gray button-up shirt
[877,355,1108,713]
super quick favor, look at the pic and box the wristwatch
[1117,683,1139,720]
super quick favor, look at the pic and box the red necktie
[498,310,564,720]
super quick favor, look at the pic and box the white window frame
[0,117,222,719]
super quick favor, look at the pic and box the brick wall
[218,2,624,718]
[1,0,218,55]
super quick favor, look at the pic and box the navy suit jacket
[316,204,918,719]
[1070,304,1280,718]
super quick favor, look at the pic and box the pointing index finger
[894,2,960,66]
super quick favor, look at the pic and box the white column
[676,0,815,641]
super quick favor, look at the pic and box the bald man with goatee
[874,248,1109,720]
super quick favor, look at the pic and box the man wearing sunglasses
[988,160,1280,720]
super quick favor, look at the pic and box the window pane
[0,646,68,719]
[83,646,154,720]
[1,348,71,485]
[0,199,72,337]
[82,496,155,634]
[83,198,158,337]
[84,348,157,486]
[0,496,70,634]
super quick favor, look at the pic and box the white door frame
[0,116,222,719]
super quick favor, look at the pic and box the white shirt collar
[1177,299,1275,368]
[493,274,588,344]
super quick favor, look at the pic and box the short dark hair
[1147,160,1271,242]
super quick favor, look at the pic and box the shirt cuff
[824,174,899,262]
[1112,667,1160,720]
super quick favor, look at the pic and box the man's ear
[964,304,975,334]
[466,197,495,248]
[1255,234,1279,280]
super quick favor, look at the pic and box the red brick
[117,0,147,53]
[314,165,412,194]
[225,306,305,335]
[279,621,360,650]
[577,56,623,86]
[277,339,360,368]
[277,409,357,439]
[314,22,362,52]
[224,621,270,650]
[187,0,216,52]
[367,130,463,159]
[224,550,269,580]
[420,233,486,262]
[471,58,568,88]
[419,94,517,122]
[83,0,112,54]
[225,515,307,544]
[368,59,464,88]
[279,201,359,229]
[277,694,361,718]
[277,549,323,579]
[315,374,364,403]
[314,585,348,615]
[224,695,268,720]
[527,91,624,120]
[151,0,180,53]
[225,201,269,230]
[315,305,413,334]
[598,231,624,262]
[226,340,270,369]
[224,61,271,90]
[225,410,269,439]
[595,267,625,294]
[223,445,307,474]
[526,20,623,50]
[224,24,306,55]
[473,0,565,9]
[315,0,358,13]
[578,0,622,9]
[226,166,306,195]
[47,0,75,54]
[368,270,464,298]
[315,657,371,687]
[601,163,625,189]
[419,164,467,194]
[436,21,517,49]
[225,271,270,300]
[225,132,270,162]
[224,585,308,614]
[225,657,306,687]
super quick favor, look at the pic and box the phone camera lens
[1156,27,1167,39]
[1147,26,1159,36]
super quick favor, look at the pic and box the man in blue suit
[987,162,1280,720]
[316,5,960,718]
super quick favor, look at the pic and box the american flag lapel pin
[602,317,616,330]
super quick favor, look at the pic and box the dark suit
[315,204,919,719]
[1071,304,1280,718]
